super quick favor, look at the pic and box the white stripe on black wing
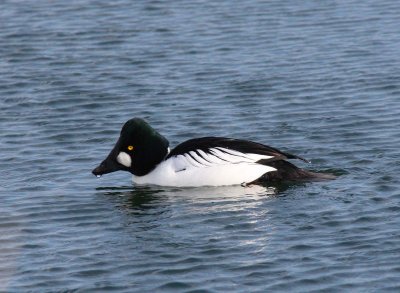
[166,137,309,165]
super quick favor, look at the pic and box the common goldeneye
[92,118,334,187]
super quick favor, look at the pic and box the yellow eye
[127,145,134,151]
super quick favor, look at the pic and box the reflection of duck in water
[92,118,335,187]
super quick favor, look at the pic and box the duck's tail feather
[259,160,336,182]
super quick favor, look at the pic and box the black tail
[258,160,336,182]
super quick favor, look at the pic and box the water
[1,0,400,291]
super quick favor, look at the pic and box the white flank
[132,148,277,187]
[116,152,131,167]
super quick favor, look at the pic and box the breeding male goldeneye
[92,118,334,187]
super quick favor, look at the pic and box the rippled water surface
[1,0,400,292]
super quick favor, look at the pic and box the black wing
[166,137,309,163]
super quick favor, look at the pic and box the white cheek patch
[117,152,132,168]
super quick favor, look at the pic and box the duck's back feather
[256,160,336,182]
[167,137,309,163]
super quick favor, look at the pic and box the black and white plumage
[92,118,334,187]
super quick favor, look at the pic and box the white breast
[132,147,276,187]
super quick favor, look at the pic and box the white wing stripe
[209,148,234,162]
[172,147,276,170]
[189,151,214,166]
[209,148,252,163]
[244,153,274,161]
[215,147,251,159]
[216,147,274,161]
[197,149,225,164]
[183,153,203,167]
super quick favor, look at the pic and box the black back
[166,137,308,163]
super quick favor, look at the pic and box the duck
[92,118,335,187]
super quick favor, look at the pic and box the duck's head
[92,118,169,177]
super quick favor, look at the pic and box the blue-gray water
[1,0,400,292]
